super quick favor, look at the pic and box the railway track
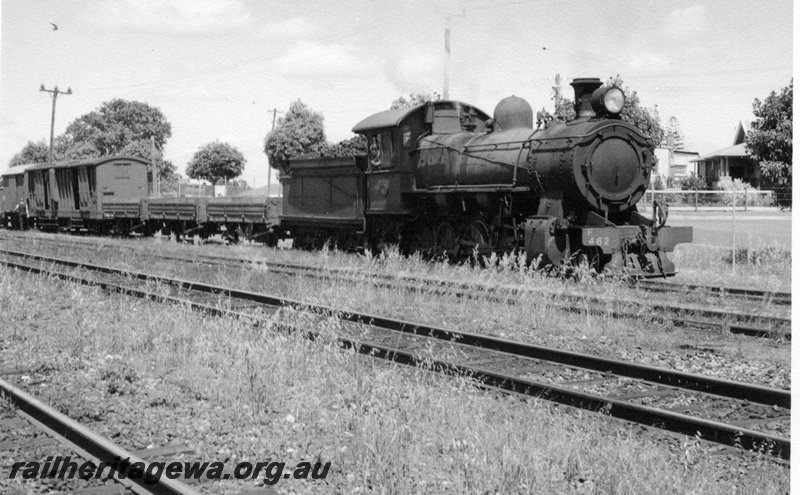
[0,376,199,494]
[635,279,791,306]
[4,231,791,305]
[0,249,790,461]
[0,233,791,339]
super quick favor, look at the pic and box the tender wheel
[376,221,402,253]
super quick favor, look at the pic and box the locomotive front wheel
[570,247,605,278]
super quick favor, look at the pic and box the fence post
[694,189,698,211]
[731,190,736,274]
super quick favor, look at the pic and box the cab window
[369,132,394,169]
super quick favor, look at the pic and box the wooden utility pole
[39,84,72,162]
[553,74,562,113]
[267,108,280,198]
[443,17,451,100]
[150,136,160,197]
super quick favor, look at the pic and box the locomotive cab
[351,102,491,243]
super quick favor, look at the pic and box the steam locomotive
[284,77,692,276]
[1,77,691,277]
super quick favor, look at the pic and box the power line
[463,0,539,12]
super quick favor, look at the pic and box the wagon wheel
[240,224,253,244]
[224,226,240,245]
[434,221,458,260]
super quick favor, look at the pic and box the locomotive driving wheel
[434,221,458,259]
[461,219,493,258]
[412,224,435,259]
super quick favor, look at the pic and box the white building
[652,146,699,187]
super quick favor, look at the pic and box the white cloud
[255,17,320,40]
[624,51,675,75]
[82,0,252,33]
[272,41,367,77]
[666,4,707,37]
[384,53,443,94]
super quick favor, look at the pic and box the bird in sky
[50,23,58,31]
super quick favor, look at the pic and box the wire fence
[637,189,790,275]
[639,190,779,212]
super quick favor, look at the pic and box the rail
[0,377,200,495]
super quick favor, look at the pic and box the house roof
[692,119,755,162]
[691,143,750,162]
[733,120,753,145]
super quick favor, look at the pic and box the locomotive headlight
[591,86,626,116]
[603,87,625,114]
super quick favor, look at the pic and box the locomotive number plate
[582,228,619,253]
[586,236,611,246]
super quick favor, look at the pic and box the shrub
[679,173,707,191]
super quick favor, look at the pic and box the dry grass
[670,242,791,292]
[0,266,789,494]
[2,233,791,382]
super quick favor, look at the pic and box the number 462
[588,237,610,246]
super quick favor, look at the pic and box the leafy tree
[318,135,367,158]
[119,140,177,180]
[662,116,685,150]
[391,92,441,109]
[554,97,576,122]
[186,141,246,185]
[264,99,326,174]
[746,80,792,209]
[8,136,101,167]
[59,135,100,160]
[62,99,174,179]
[606,75,665,149]
[8,140,49,167]
[65,99,171,153]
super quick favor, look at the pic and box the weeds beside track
[0,250,789,461]
[0,233,789,340]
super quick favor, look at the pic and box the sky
[0,0,793,189]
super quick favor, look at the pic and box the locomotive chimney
[570,78,603,118]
